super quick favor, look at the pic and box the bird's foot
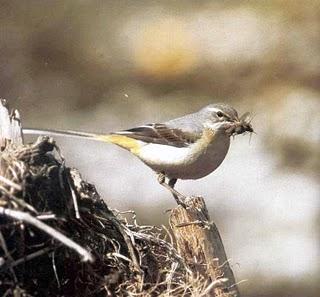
[156,173,187,208]
[172,193,187,208]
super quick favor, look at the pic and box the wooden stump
[170,196,240,297]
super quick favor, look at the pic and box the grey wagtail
[23,103,253,206]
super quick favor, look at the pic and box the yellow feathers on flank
[96,134,141,155]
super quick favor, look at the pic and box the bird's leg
[168,178,187,208]
[157,173,186,207]
[168,178,177,188]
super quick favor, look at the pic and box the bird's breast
[138,129,230,180]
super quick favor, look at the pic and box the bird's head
[202,103,254,136]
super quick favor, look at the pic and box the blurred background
[1,1,319,296]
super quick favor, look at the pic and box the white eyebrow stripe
[206,107,222,113]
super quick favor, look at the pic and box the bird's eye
[216,111,224,118]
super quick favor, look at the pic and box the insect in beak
[226,112,254,136]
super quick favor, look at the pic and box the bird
[23,103,253,207]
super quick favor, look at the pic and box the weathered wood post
[170,196,240,297]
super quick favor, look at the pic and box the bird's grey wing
[113,122,202,148]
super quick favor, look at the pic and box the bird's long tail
[22,128,141,154]
[23,128,101,141]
